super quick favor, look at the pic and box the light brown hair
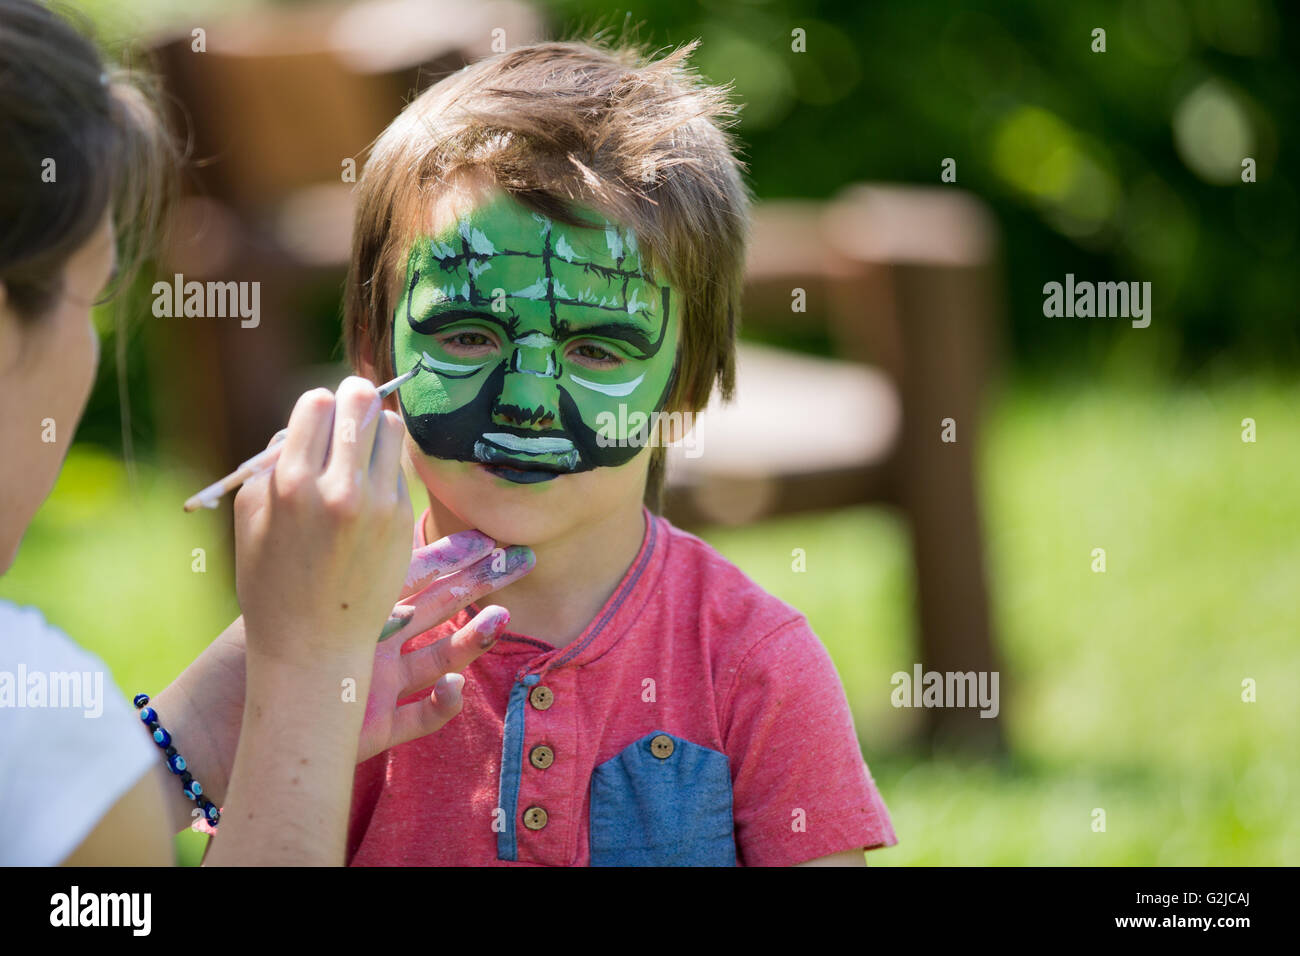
[343,38,751,512]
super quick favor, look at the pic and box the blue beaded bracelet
[134,694,220,826]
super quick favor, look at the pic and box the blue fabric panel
[589,731,736,866]
[495,673,540,861]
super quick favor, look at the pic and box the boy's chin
[416,456,643,547]
[419,461,585,545]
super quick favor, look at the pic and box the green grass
[698,378,1300,865]
[3,379,1297,865]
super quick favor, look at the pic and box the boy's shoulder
[647,513,822,669]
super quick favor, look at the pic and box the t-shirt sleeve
[0,602,159,866]
[722,616,898,866]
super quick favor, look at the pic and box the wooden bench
[664,186,1005,753]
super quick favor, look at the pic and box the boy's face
[391,188,679,544]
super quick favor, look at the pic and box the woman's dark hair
[0,0,176,318]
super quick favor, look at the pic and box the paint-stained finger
[377,604,415,642]
[400,546,534,638]
[388,673,465,747]
[396,606,509,699]
[400,529,498,598]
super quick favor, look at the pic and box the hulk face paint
[392,193,679,484]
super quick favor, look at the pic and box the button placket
[518,675,554,847]
[514,669,579,864]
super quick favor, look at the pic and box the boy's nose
[495,348,561,429]
[512,343,557,378]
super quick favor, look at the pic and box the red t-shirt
[347,506,898,866]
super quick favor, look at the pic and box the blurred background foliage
[3,0,1297,865]
[64,0,1300,462]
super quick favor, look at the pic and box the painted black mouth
[475,437,580,473]
[481,462,564,484]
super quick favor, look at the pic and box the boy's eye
[567,342,624,368]
[440,331,497,352]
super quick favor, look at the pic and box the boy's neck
[422,498,648,651]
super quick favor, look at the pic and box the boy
[343,38,897,866]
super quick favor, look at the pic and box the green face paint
[392,193,679,484]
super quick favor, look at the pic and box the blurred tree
[544,0,1300,372]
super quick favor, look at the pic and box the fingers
[395,469,411,523]
[378,604,415,642]
[376,529,507,642]
[397,605,510,699]
[233,461,271,528]
[369,410,405,496]
[388,673,466,749]
[391,545,534,642]
[277,388,335,478]
[323,376,382,486]
[402,529,498,597]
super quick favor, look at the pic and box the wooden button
[523,806,548,830]
[529,685,554,710]
[650,734,675,759]
[529,745,554,770]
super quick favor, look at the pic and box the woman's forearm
[203,644,373,866]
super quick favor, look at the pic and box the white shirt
[0,599,158,865]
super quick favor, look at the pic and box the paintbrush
[183,367,419,514]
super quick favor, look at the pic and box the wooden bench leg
[891,260,1005,755]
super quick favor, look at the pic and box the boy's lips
[473,437,580,473]
[479,462,564,484]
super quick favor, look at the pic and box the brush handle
[181,366,416,513]
[182,432,287,512]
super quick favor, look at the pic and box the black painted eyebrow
[407,306,516,338]
[554,317,663,357]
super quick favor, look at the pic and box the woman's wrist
[241,638,374,754]
[243,628,375,682]
[206,643,374,866]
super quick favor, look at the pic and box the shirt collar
[413,505,665,678]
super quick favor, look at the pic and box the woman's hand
[162,534,535,803]
[233,377,413,663]
[153,423,536,836]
